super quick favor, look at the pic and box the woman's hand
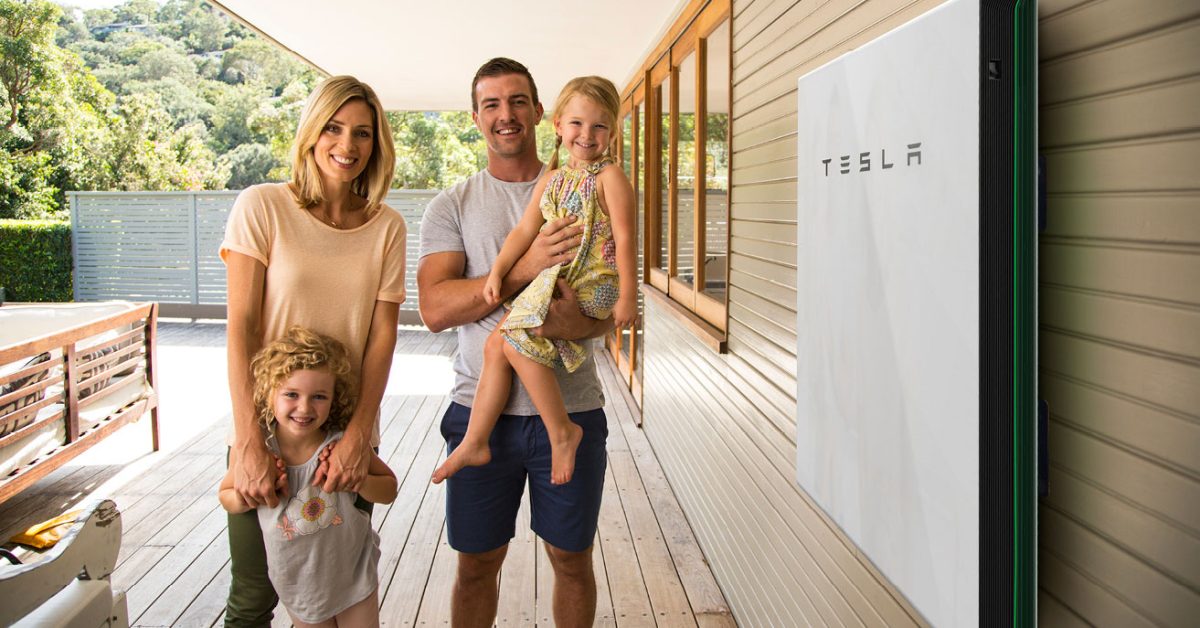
[613,295,637,329]
[234,439,285,507]
[312,441,337,487]
[316,429,371,493]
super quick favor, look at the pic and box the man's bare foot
[549,422,584,485]
[432,441,491,484]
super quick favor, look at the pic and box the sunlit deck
[0,322,735,627]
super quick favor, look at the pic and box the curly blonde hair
[251,326,357,433]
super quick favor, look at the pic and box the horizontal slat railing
[69,190,437,322]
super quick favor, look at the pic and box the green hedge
[0,220,73,302]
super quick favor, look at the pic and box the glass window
[635,103,646,384]
[657,77,671,274]
[620,111,635,365]
[676,52,697,289]
[622,113,633,181]
[703,20,730,302]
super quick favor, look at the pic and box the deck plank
[593,528,617,627]
[597,462,655,625]
[414,527,456,626]
[124,505,228,621]
[599,355,736,625]
[137,532,229,626]
[172,557,231,628]
[0,325,736,628]
[496,494,536,627]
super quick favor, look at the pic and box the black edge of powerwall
[979,0,1017,621]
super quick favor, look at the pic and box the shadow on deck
[0,322,735,627]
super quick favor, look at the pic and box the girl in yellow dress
[432,76,637,485]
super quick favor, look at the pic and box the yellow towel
[9,509,82,549]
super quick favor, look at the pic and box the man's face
[472,73,544,160]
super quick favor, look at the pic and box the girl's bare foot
[549,422,584,485]
[432,441,491,484]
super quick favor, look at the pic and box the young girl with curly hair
[219,326,397,627]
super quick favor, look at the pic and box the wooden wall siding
[642,302,923,626]
[634,0,951,624]
[1037,0,1200,625]
[637,0,1200,626]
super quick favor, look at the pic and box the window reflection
[703,20,730,301]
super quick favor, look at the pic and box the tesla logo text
[822,142,922,176]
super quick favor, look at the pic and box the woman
[219,75,406,626]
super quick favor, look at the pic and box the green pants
[224,449,375,627]
[225,509,277,627]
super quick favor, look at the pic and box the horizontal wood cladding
[1039,18,1200,105]
[1036,192,1200,244]
[1038,374,1198,478]
[1036,2,1200,624]
[638,0,1199,626]
[1040,241,1200,304]
[1043,135,1200,194]
[1037,0,1200,61]
[1040,506,1199,626]
[731,0,944,117]
[641,300,923,626]
[1040,285,1200,359]
[1040,76,1200,148]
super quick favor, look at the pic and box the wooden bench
[0,302,159,506]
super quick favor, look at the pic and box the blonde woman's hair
[290,75,395,209]
[549,76,621,170]
[251,326,357,433]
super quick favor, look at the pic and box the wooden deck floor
[0,323,735,627]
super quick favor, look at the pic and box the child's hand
[274,456,289,498]
[483,272,503,306]
[312,442,337,487]
[613,296,637,329]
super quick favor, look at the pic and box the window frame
[607,83,647,402]
[628,0,731,347]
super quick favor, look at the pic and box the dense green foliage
[0,0,563,222]
[0,218,71,301]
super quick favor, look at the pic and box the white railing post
[189,192,200,305]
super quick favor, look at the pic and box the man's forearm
[421,263,543,332]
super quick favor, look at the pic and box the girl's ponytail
[550,134,563,170]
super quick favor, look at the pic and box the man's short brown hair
[471,57,539,111]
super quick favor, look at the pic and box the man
[417,58,613,628]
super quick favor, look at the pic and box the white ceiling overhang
[210,0,686,111]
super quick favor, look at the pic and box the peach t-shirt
[220,183,407,444]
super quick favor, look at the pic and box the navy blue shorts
[441,401,608,553]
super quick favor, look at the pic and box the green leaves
[0,219,71,301]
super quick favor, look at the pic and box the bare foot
[549,422,584,485]
[431,441,491,484]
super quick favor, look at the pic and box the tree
[1,0,114,218]
[208,81,269,151]
[181,4,226,52]
[0,0,61,139]
[105,92,227,191]
[219,141,276,189]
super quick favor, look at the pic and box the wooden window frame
[605,0,731,394]
[607,84,647,395]
[626,0,731,350]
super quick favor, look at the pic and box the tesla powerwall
[794,0,1036,625]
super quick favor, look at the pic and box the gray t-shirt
[419,167,604,415]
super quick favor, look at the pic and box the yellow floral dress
[501,158,620,372]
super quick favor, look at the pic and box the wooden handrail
[0,303,155,364]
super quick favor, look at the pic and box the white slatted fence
[69,190,437,323]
